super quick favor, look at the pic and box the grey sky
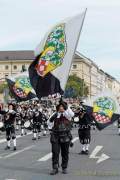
[0,0,120,79]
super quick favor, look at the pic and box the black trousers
[51,140,70,169]
[78,128,91,144]
[6,126,16,141]
[33,123,41,133]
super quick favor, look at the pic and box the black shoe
[79,150,86,155]
[5,146,10,150]
[32,137,37,140]
[13,146,17,151]
[85,150,89,155]
[21,134,23,136]
[70,142,74,148]
[24,132,27,135]
[50,169,58,175]
[62,168,68,174]
[38,136,41,139]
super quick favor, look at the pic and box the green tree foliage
[0,82,8,94]
[64,75,89,98]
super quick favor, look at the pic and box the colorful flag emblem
[85,89,120,130]
[6,72,36,102]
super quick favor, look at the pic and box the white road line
[90,146,103,159]
[5,179,16,180]
[4,145,35,159]
[38,136,79,162]
[72,137,79,143]
[90,146,110,164]
[0,152,10,158]
[0,132,32,144]
[38,152,52,162]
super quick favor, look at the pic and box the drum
[74,117,79,123]
[18,120,21,125]
[24,121,30,128]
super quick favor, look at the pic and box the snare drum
[24,121,30,128]
[74,117,79,123]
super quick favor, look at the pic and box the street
[0,126,119,180]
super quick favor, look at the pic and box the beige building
[71,52,120,100]
[0,50,120,101]
[0,51,34,81]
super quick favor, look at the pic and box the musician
[32,106,42,140]
[15,105,22,131]
[48,101,74,175]
[0,104,17,150]
[20,107,28,136]
[118,117,120,135]
[42,111,48,136]
[75,107,93,155]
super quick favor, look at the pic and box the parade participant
[48,101,74,175]
[0,104,17,151]
[20,107,28,136]
[15,105,22,131]
[118,117,120,135]
[32,106,42,140]
[75,108,93,155]
[42,110,48,136]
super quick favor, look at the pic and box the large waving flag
[29,10,86,99]
[85,89,120,130]
[6,72,36,102]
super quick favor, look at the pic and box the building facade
[70,52,120,100]
[0,50,120,101]
[0,51,34,81]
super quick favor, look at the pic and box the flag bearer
[48,101,74,175]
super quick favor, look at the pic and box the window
[72,64,77,69]
[13,65,17,70]
[5,74,8,78]
[5,65,9,70]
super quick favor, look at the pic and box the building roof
[0,50,83,61]
[0,50,34,60]
[0,50,118,82]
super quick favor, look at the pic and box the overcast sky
[0,0,120,79]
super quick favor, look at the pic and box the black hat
[56,101,68,111]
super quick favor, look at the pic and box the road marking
[0,132,32,144]
[90,146,103,159]
[3,145,35,159]
[38,136,79,162]
[5,179,16,180]
[72,137,79,143]
[90,146,110,164]
[38,152,52,162]
[97,153,110,164]
[0,152,10,158]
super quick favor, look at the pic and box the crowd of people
[0,100,56,148]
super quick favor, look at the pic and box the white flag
[29,10,87,98]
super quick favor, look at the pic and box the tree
[0,82,8,94]
[64,75,89,98]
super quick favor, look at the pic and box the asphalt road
[0,125,119,180]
